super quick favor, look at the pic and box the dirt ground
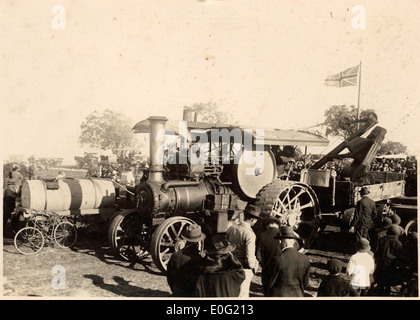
[3,220,404,299]
[2,219,172,298]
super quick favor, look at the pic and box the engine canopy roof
[133,119,329,147]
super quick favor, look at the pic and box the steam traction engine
[108,108,406,273]
[108,109,329,272]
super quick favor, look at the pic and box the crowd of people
[370,156,416,174]
[347,185,418,296]
[279,153,417,187]
[166,190,418,298]
[166,204,310,298]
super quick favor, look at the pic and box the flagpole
[356,61,362,129]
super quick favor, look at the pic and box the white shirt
[346,252,375,288]
[226,221,258,270]
[125,171,135,187]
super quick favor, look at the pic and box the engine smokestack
[147,116,168,182]
[183,106,194,122]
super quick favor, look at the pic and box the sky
[1,0,420,164]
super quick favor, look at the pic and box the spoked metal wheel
[255,180,321,248]
[108,209,151,262]
[405,219,417,235]
[14,227,45,255]
[150,216,199,274]
[54,222,78,248]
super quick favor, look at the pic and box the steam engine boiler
[108,109,279,272]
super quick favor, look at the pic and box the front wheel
[14,227,45,255]
[150,216,199,274]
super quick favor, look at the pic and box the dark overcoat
[166,245,203,297]
[256,227,281,295]
[266,247,310,297]
[351,196,377,240]
[317,275,359,297]
[195,253,245,297]
[374,235,403,285]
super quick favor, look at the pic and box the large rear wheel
[255,180,321,248]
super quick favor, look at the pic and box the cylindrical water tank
[21,178,116,211]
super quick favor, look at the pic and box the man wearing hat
[28,160,41,180]
[4,164,24,233]
[349,186,377,242]
[8,164,24,190]
[166,224,206,297]
[389,213,406,241]
[373,224,403,295]
[256,216,282,296]
[346,238,375,296]
[195,235,245,297]
[384,231,418,296]
[226,203,262,297]
[265,225,310,297]
[371,217,392,253]
[3,179,17,232]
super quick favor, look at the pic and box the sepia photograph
[1,0,419,307]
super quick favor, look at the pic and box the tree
[377,141,408,155]
[322,105,377,139]
[189,101,237,124]
[79,109,141,154]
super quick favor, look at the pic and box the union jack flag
[324,65,359,87]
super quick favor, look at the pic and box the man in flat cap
[226,203,262,297]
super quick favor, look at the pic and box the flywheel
[231,147,277,200]
[255,180,321,248]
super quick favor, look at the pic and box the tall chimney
[183,107,194,122]
[147,116,168,182]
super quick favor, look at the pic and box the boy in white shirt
[346,238,375,296]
